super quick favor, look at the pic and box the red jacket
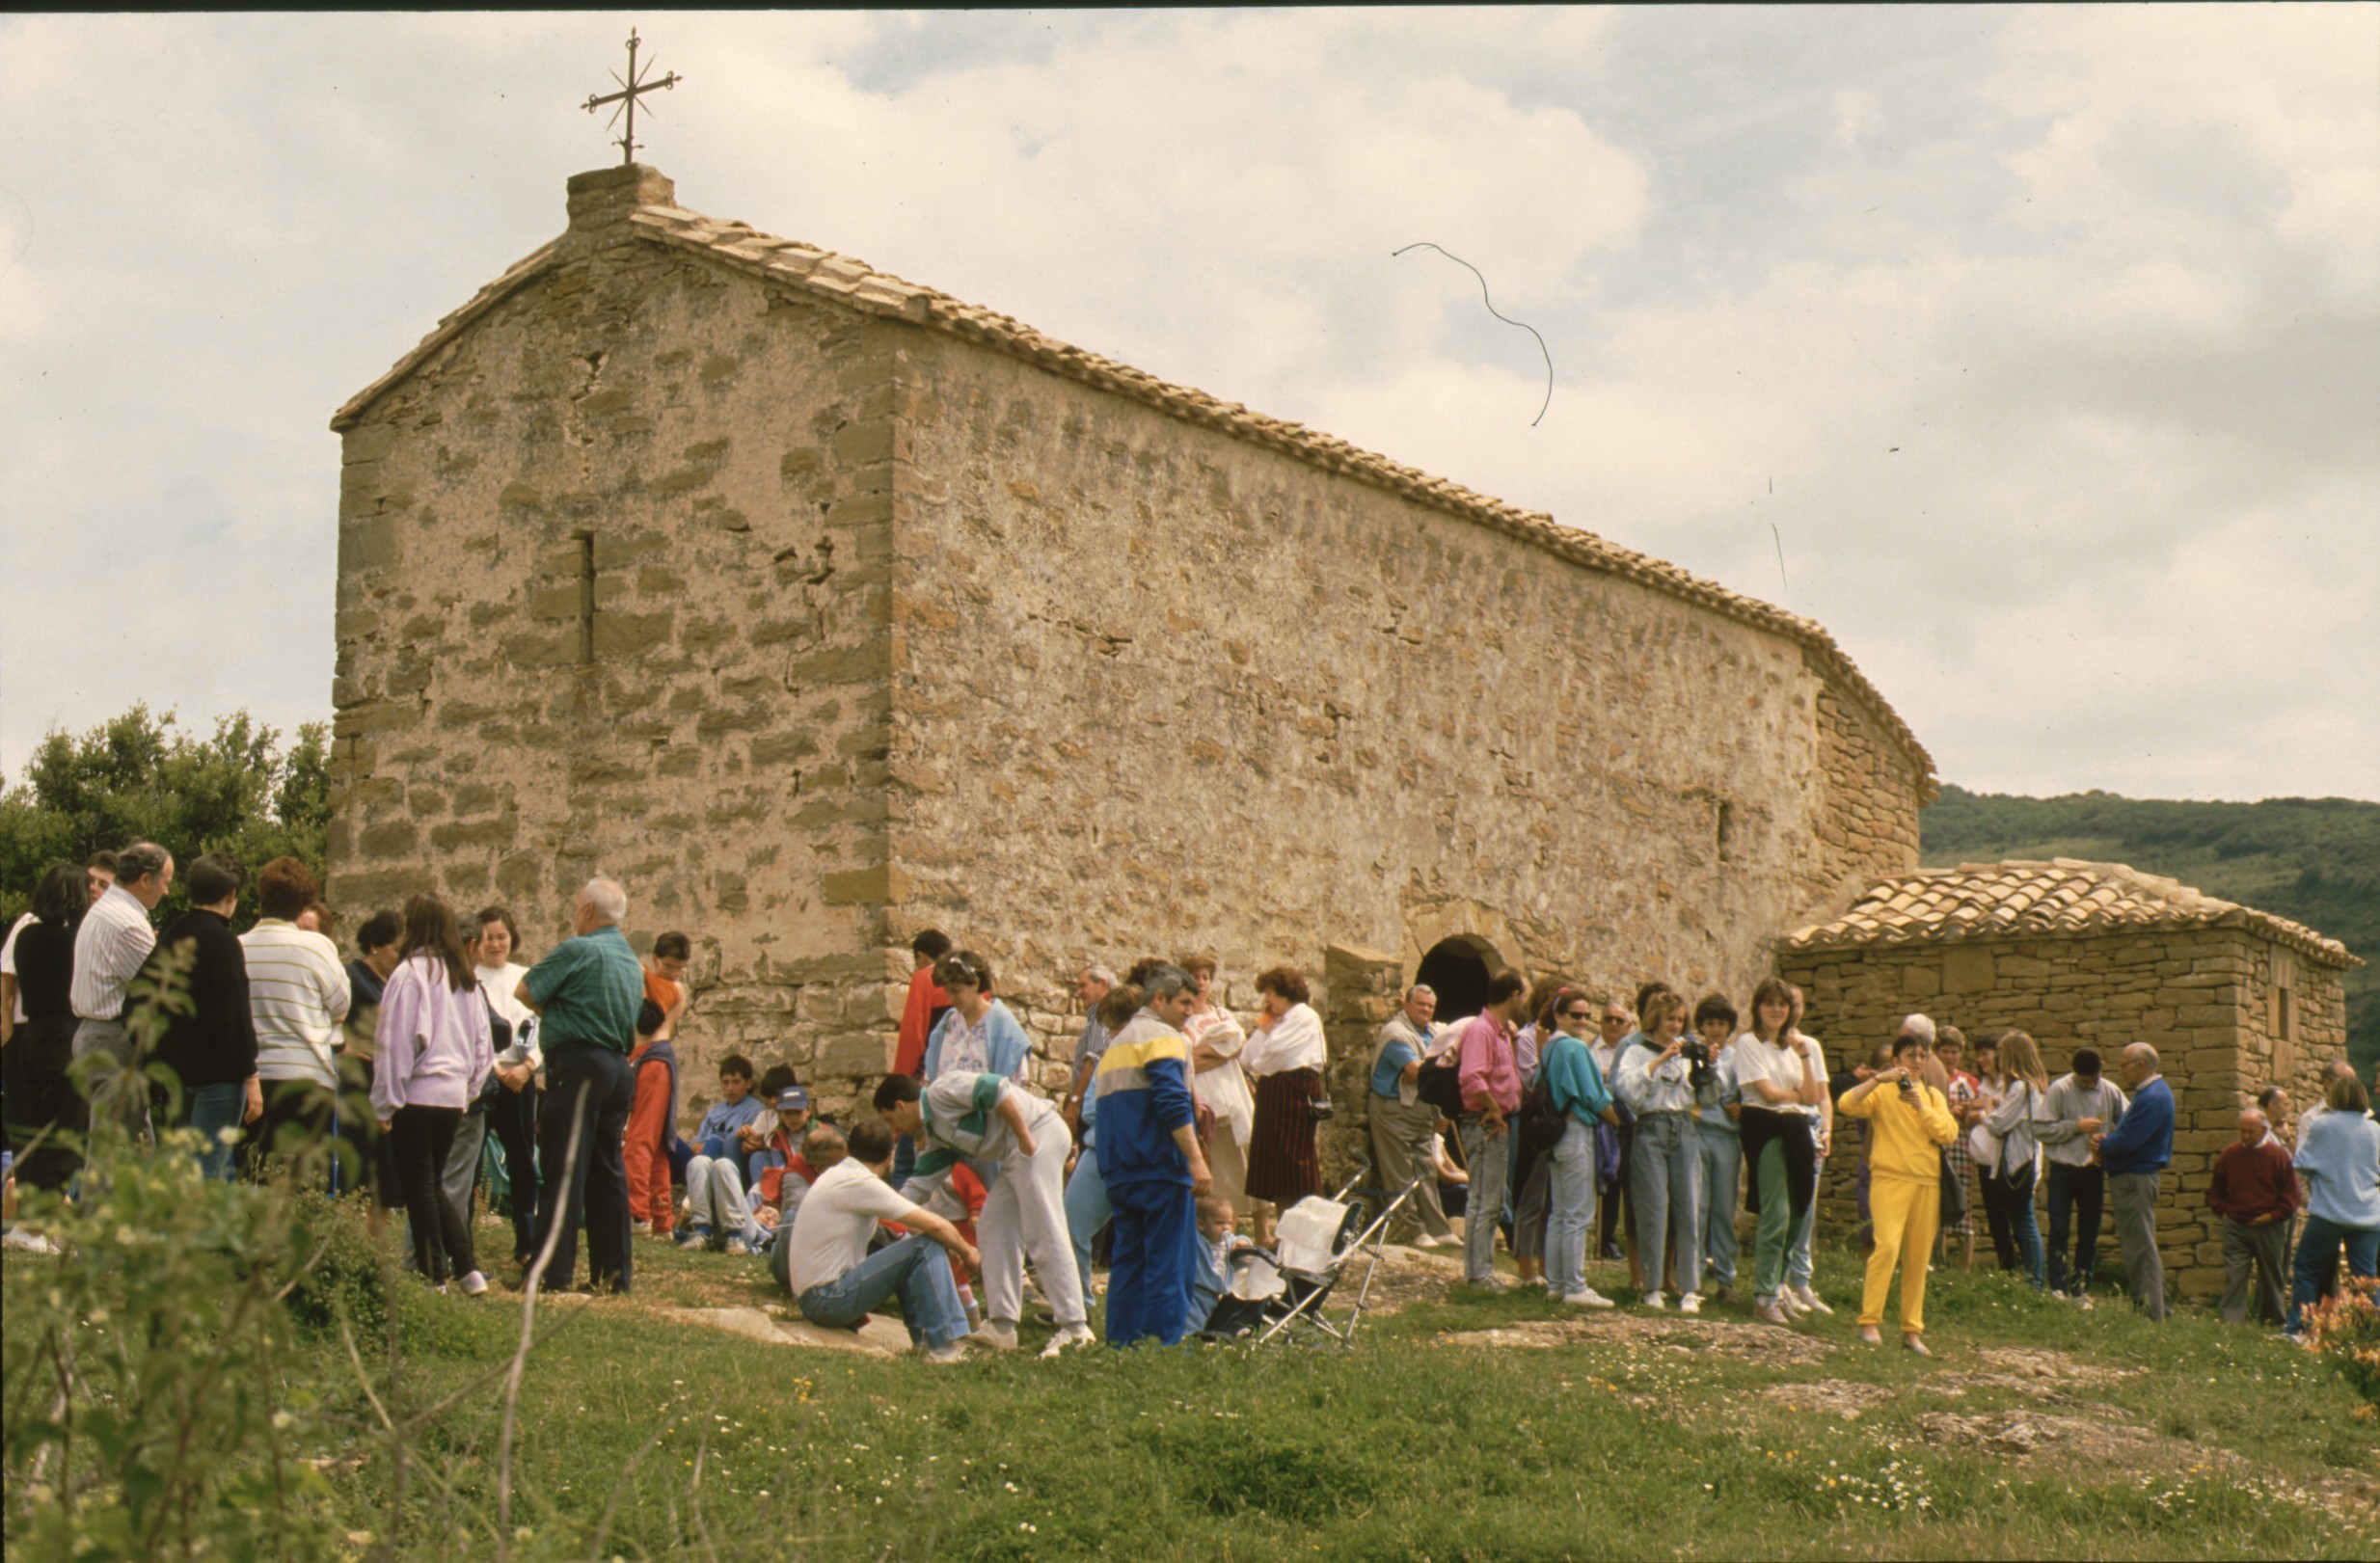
[2209,1139,2302,1224]
[894,967,950,1078]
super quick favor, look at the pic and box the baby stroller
[1203,1168,1415,1348]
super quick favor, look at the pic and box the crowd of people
[3,847,2376,1363]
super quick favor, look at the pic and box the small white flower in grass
[272,1411,295,1430]
[217,1126,241,1145]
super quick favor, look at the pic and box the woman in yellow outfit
[1837,1034,1960,1355]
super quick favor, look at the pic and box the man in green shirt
[517,876,646,1293]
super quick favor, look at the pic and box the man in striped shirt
[239,856,352,1185]
[70,841,173,1134]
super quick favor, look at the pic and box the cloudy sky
[3,8,2374,802]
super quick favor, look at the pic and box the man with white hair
[517,877,646,1294]
[2093,1042,2177,1322]
[1369,984,1457,1247]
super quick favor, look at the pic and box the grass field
[13,1193,2368,1563]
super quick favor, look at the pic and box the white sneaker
[1562,1288,1616,1309]
[458,1270,489,1297]
[1792,1284,1834,1316]
[1780,1291,1811,1318]
[1039,1324,1096,1359]
[921,1341,968,1364]
[1642,1290,1667,1311]
[724,1238,749,1257]
[2,1227,59,1254]
[1467,1274,1511,1293]
[964,1323,1018,1352]
[1678,1293,1703,1315]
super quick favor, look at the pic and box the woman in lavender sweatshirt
[373,894,496,1291]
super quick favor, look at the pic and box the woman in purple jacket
[373,894,496,1293]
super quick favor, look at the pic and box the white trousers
[686,1155,758,1243]
[980,1121,1086,1328]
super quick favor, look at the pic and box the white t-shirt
[1,911,33,1024]
[783,1159,920,1296]
[1735,1032,1827,1117]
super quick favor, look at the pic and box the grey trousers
[1368,1095,1454,1243]
[2108,1171,2167,1321]
[2219,1217,2289,1325]
[71,1017,147,1140]
[406,1110,488,1272]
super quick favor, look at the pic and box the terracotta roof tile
[1780,859,2358,969]
[332,186,1936,790]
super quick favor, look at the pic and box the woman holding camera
[1614,989,1712,1311]
[1837,1032,1961,1354]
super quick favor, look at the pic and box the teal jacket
[1541,1034,1615,1129]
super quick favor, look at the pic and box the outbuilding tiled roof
[333,172,1934,794]
[1780,858,2358,968]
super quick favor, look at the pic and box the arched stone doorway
[1415,934,1500,1022]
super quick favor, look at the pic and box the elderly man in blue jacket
[2093,1042,2176,1322]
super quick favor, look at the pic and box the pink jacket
[1457,1012,1521,1116]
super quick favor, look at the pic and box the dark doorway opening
[1416,937,1494,1023]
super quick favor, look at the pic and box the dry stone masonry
[327,162,1952,1123]
[1777,859,2360,1301]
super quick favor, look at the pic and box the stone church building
[324,163,1942,1105]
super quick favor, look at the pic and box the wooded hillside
[1921,786,2377,1073]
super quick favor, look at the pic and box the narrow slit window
[574,531,595,665]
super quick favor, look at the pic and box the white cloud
[0,7,2372,804]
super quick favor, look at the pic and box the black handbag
[1939,1147,1970,1226]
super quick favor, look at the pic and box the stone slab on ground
[655,1305,911,1358]
[1440,1314,1836,1363]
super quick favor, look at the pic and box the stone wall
[327,167,908,1122]
[878,321,1927,1079]
[1778,928,2353,1301]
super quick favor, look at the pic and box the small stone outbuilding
[1777,858,2360,1301]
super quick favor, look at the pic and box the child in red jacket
[623,1000,679,1238]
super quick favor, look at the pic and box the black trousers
[492,1081,542,1263]
[389,1105,475,1282]
[1980,1167,2020,1272]
[1599,1119,1637,1254]
[535,1044,636,1294]
[2045,1162,2106,1293]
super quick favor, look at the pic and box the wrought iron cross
[582,29,681,166]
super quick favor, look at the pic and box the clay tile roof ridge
[1777,857,2358,968]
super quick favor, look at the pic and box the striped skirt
[1245,1068,1324,1206]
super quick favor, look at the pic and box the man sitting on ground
[765,1122,848,1282]
[778,1118,976,1362]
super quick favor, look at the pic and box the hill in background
[1920,786,2377,1075]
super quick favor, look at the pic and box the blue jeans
[2286,1214,2380,1334]
[1695,1122,1741,1289]
[2000,1161,2046,1289]
[796,1233,968,1349]
[1547,1118,1600,1298]
[1630,1112,1703,1297]
[1458,1115,1513,1283]
[1066,1145,1113,1303]
[187,1082,245,1182]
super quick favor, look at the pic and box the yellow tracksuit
[1840,1079,1959,1334]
